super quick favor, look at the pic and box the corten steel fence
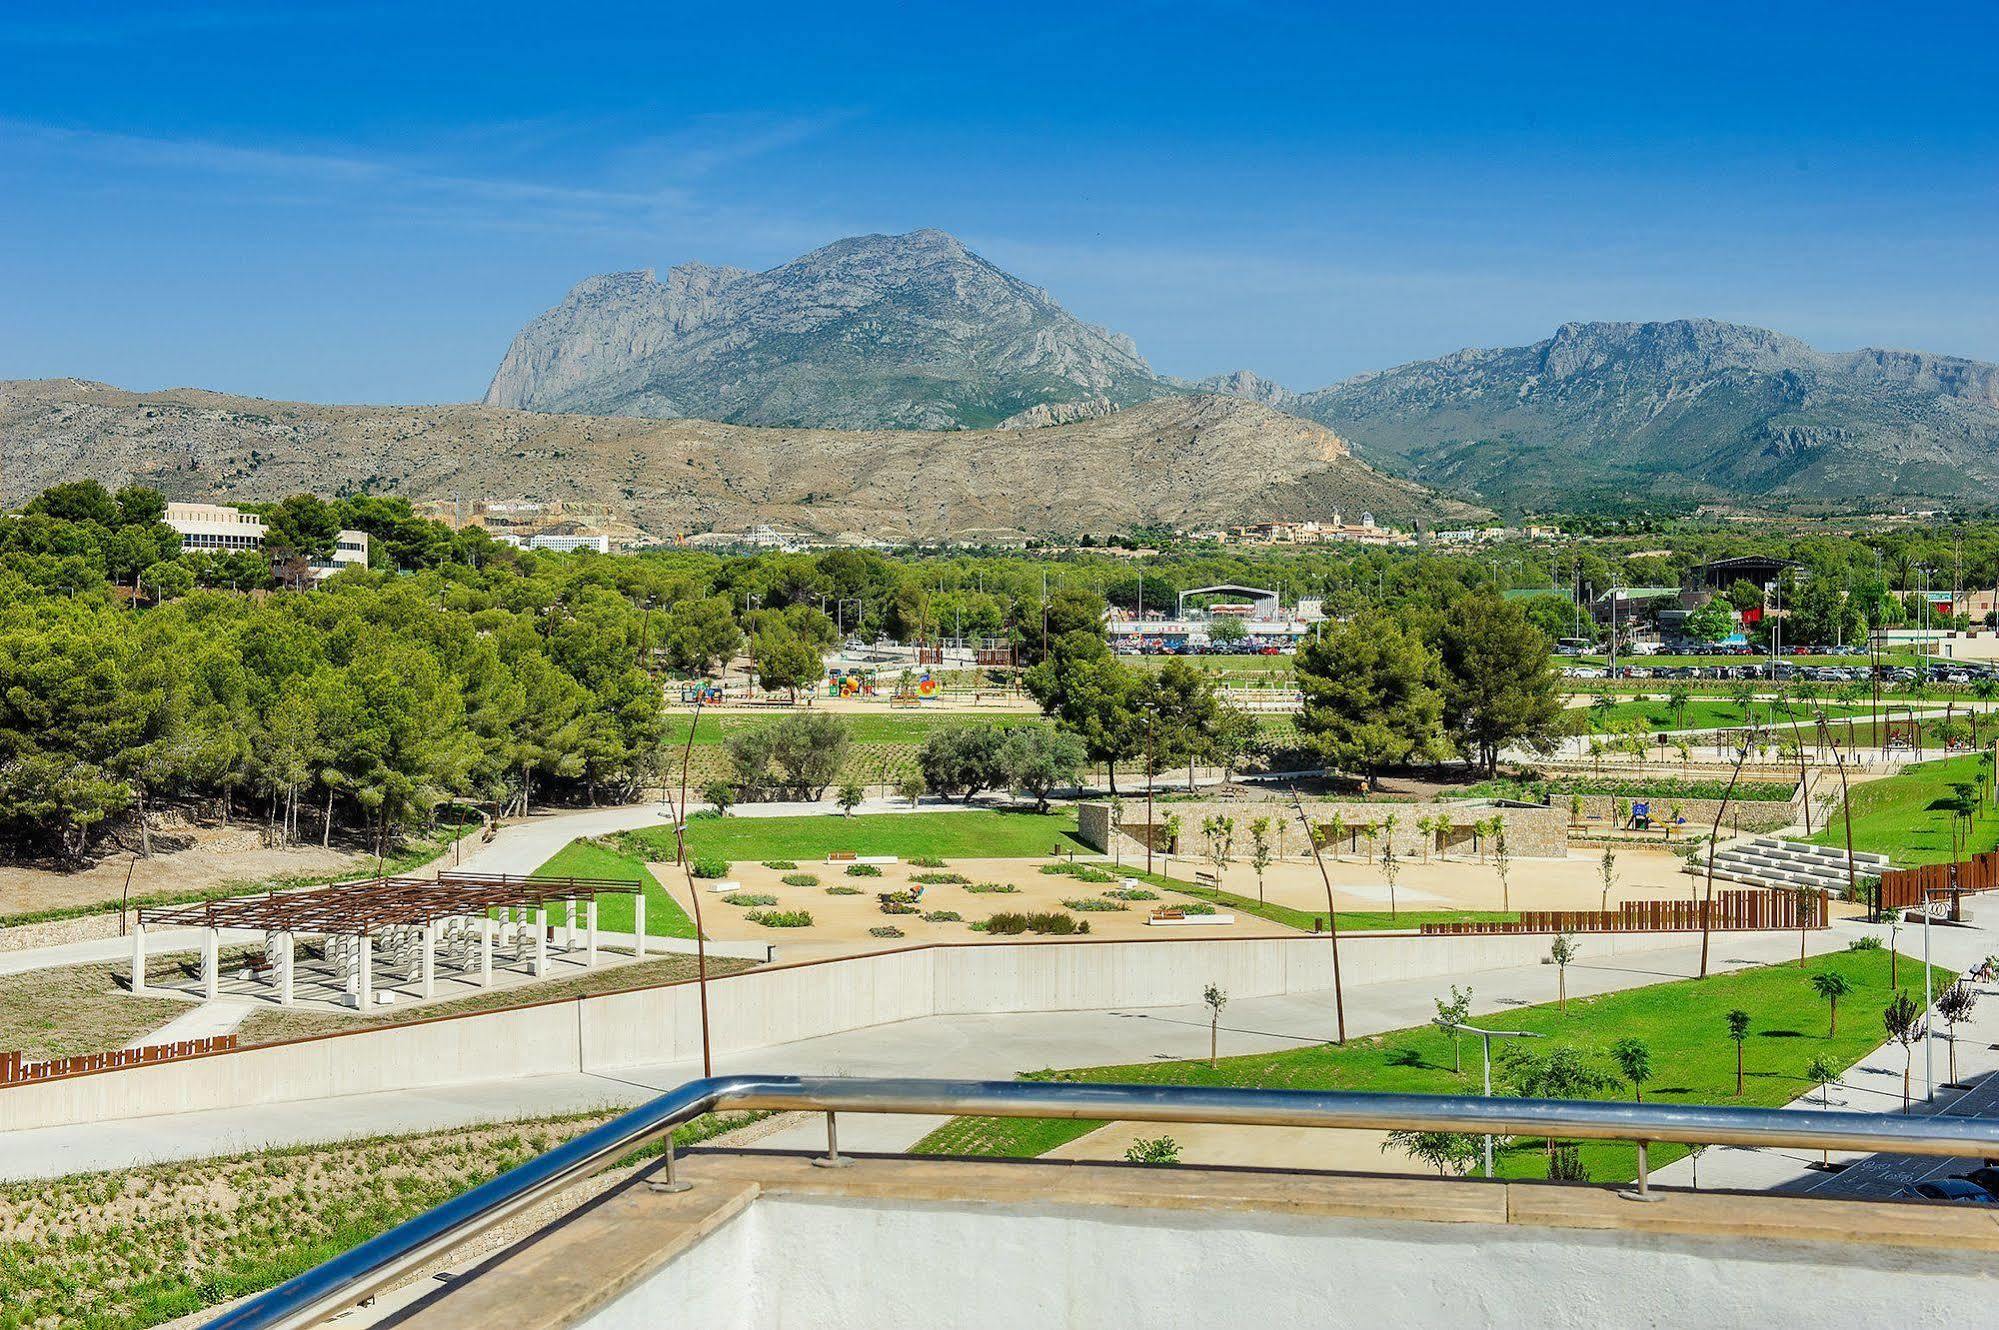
[1877,854,1999,912]
[1,1035,237,1086]
[1421,888,1826,936]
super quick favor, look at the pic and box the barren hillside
[0,380,1484,540]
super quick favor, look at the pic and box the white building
[164,502,266,553]
[310,530,370,581]
[526,533,612,554]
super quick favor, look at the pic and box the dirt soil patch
[0,824,360,923]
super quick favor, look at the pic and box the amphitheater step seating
[1689,837,1891,897]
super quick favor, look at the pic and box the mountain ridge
[1185,318,1999,510]
[1,379,1482,540]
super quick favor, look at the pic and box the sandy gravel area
[652,856,1298,962]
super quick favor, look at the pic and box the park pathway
[0,924,1879,1181]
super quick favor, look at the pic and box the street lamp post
[1451,1023,1545,1177]
[1143,706,1157,876]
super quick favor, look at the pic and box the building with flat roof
[164,501,266,553]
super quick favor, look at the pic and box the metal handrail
[204,1073,1999,1330]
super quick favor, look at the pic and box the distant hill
[0,380,1483,540]
[1265,319,1999,511]
[484,229,1173,430]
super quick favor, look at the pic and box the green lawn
[1808,754,1999,865]
[914,946,1947,1183]
[1113,866,1519,934]
[1576,698,1874,733]
[533,838,695,939]
[660,710,1040,746]
[626,809,1088,864]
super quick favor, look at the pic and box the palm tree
[1414,814,1437,863]
[1725,1009,1752,1094]
[1432,810,1454,859]
[1936,981,1979,1087]
[1323,811,1348,862]
[1804,1054,1839,1167]
[1611,1037,1652,1102]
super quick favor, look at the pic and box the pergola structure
[135,872,645,1010]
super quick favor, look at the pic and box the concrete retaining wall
[0,929,1741,1134]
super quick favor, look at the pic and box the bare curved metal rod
[206,1073,1999,1330]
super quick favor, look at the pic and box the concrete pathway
[125,999,257,1049]
[0,925,1869,1181]
[451,804,673,877]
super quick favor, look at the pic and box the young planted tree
[1504,1044,1613,1179]
[1810,969,1853,1036]
[1432,984,1474,1074]
[1490,823,1511,912]
[1248,816,1274,905]
[1599,844,1617,913]
[1382,1130,1480,1177]
[1106,796,1125,867]
[1883,991,1924,1113]
[1610,1036,1653,1102]
[1726,1008,1751,1095]
[895,770,925,809]
[836,780,866,817]
[1936,981,1979,1087]
[1548,933,1580,1013]
[702,779,736,817]
[1804,1053,1841,1166]
[1203,983,1229,1068]
[1380,841,1402,919]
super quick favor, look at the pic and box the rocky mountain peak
[483,230,1167,429]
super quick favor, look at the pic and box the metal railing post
[1619,1140,1662,1203]
[645,1132,691,1194]
[813,1110,853,1168]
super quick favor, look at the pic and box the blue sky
[4,1,1996,404]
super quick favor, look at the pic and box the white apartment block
[164,502,267,552]
[526,532,611,553]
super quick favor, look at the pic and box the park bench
[1193,870,1222,893]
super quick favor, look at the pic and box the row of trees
[0,486,694,863]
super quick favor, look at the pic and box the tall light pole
[1294,789,1347,1045]
[1451,1024,1544,1177]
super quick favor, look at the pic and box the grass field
[1575,698,1875,733]
[1808,754,1999,865]
[660,709,1041,746]
[533,837,695,939]
[913,946,1947,1182]
[626,809,1089,864]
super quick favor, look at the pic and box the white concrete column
[533,908,548,976]
[565,898,578,950]
[586,898,599,967]
[480,916,494,987]
[131,921,149,996]
[278,932,295,1007]
[201,927,220,1001]
[357,934,373,1009]
[421,921,437,999]
[633,893,647,959]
